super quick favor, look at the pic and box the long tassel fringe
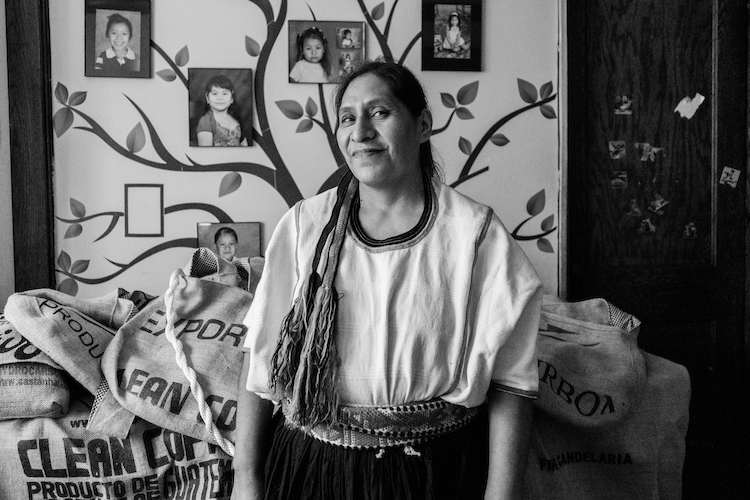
[269,270,319,396]
[290,283,340,426]
[269,171,356,428]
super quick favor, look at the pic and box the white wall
[49,0,560,298]
[0,1,16,307]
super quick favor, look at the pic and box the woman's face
[107,22,131,53]
[336,73,431,190]
[215,233,238,261]
[303,37,325,63]
[449,16,459,27]
[206,85,233,112]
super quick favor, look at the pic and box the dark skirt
[263,405,489,500]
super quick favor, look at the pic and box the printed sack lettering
[4,289,137,395]
[0,397,232,499]
[94,272,254,446]
[0,313,69,419]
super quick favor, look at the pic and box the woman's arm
[231,351,275,500]
[484,390,533,500]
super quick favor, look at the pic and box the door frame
[6,0,55,292]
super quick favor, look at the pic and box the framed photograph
[84,0,151,78]
[188,68,253,147]
[421,1,482,71]
[197,222,262,261]
[288,20,366,84]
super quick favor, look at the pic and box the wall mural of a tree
[51,0,557,296]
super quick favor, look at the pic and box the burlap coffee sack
[91,272,254,447]
[523,351,689,500]
[4,289,137,395]
[535,295,647,429]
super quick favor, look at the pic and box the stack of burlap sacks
[0,249,262,499]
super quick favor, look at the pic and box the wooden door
[567,0,748,498]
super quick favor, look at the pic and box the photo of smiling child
[94,13,138,74]
[85,1,150,78]
[197,75,248,147]
[188,68,253,147]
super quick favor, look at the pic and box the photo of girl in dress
[421,1,482,71]
[84,0,150,78]
[188,68,253,147]
[288,21,366,84]
[434,6,472,59]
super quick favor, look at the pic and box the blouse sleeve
[467,212,543,400]
[196,113,214,135]
[242,204,301,400]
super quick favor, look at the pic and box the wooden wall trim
[6,0,55,291]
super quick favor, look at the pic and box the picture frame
[421,0,482,72]
[188,68,253,147]
[197,222,262,260]
[288,20,366,84]
[84,0,151,78]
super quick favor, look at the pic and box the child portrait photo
[422,0,483,71]
[197,222,262,262]
[84,0,151,78]
[188,68,253,147]
[288,20,366,84]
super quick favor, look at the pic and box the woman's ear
[417,109,433,144]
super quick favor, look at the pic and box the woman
[233,61,542,500]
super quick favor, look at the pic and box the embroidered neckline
[350,174,436,250]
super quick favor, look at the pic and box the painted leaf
[540,104,557,119]
[490,133,510,146]
[541,214,555,231]
[156,69,177,82]
[440,93,456,108]
[70,260,90,274]
[175,46,190,66]
[68,91,87,106]
[54,82,68,105]
[58,278,78,297]
[537,237,554,253]
[540,81,554,100]
[276,100,304,120]
[305,97,318,117]
[53,108,74,138]
[57,250,72,272]
[371,2,385,20]
[458,137,472,156]
[64,224,82,239]
[457,81,479,105]
[455,107,474,120]
[246,36,261,57]
[70,198,86,218]
[526,189,546,217]
[517,78,538,104]
[219,171,242,197]
[296,118,313,133]
[126,123,146,153]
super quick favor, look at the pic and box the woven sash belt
[282,399,480,449]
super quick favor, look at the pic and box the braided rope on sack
[163,269,236,457]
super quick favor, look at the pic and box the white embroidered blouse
[243,179,543,408]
